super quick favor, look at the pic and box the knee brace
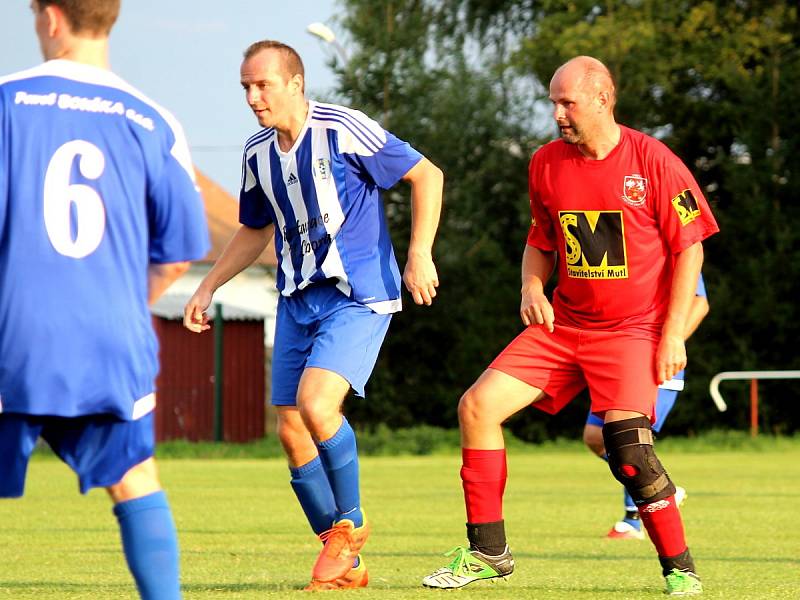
[602,416,676,505]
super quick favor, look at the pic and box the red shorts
[489,324,660,421]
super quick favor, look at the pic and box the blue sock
[290,456,338,535]
[317,417,363,527]
[622,489,641,529]
[113,490,181,600]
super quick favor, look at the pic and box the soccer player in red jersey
[422,56,718,596]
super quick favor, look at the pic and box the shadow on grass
[182,581,314,593]
[0,581,130,591]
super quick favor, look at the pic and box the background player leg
[649,388,687,508]
[108,458,181,600]
[585,386,687,540]
[583,417,643,539]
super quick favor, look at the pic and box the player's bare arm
[148,261,190,306]
[656,242,704,383]
[400,157,443,306]
[183,224,275,332]
[520,245,556,331]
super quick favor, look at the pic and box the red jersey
[527,125,718,331]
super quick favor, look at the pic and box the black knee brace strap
[602,416,676,505]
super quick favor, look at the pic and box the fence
[709,370,800,436]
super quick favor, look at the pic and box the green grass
[1,444,798,598]
[154,428,800,459]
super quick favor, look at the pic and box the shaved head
[548,56,619,154]
[552,56,616,111]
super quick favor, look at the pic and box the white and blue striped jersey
[239,101,423,314]
[0,60,209,420]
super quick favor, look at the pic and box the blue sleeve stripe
[313,105,384,141]
[312,106,384,151]
[244,128,275,151]
[313,105,384,147]
[311,115,382,154]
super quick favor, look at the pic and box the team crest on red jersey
[622,174,648,207]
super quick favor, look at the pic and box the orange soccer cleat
[304,556,369,591]
[606,520,645,540]
[311,512,370,583]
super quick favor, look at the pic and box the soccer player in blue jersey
[0,2,209,599]
[584,274,709,540]
[183,40,443,590]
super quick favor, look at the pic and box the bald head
[548,56,619,152]
[551,56,616,112]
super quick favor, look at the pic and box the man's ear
[43,4,66,39]
[596,90,611,113]
[291,73,305,96]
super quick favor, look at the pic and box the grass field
[0,442,798,599]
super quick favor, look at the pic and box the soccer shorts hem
[0,412,155,496]
[271,283,391,406]
[490,324,660,420]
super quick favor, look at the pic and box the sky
[0,1,342,195]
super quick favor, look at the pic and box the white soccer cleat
[422,546,514,589]
[675,486,687,507]
[606,520,645,540]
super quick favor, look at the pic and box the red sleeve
[526,151,557,251]
[653,149,719,253]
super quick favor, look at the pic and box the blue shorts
[586,387,679,433]
[0,412,155,497]
[271,282,392,406]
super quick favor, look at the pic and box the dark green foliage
[330,0,536,431]
[334,0,800,437]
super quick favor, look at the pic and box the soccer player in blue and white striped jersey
[0,2,210,598]
[183,40,443,589]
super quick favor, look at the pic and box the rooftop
[196,170,277,267]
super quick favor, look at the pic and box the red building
[151,171,278,442]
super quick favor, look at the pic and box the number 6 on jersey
[43,140,106,259]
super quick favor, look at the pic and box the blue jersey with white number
[239,101,422,314]
[0,60,209,420]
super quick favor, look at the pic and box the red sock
[638,495,688,557]
[460,448,507,523]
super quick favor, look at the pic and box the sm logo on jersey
[671,189,701,225]
[559,211,628,279]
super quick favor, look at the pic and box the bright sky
[0,1,341,195]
